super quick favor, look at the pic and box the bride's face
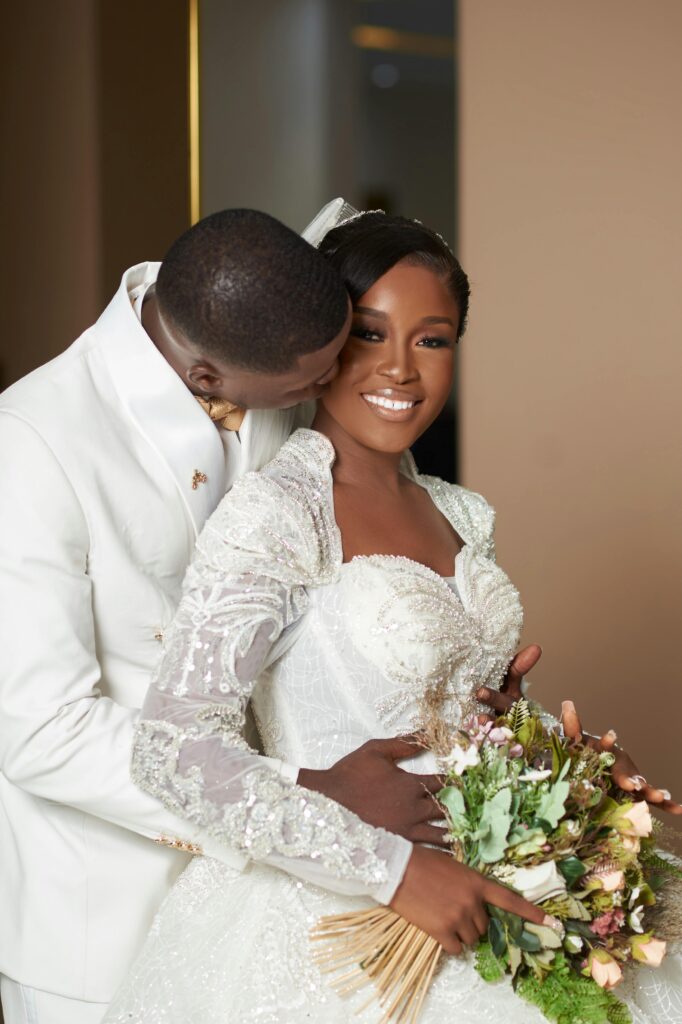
[318,260,459,453]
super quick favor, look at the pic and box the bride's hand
[561,699,682,815]
[477,653,682,816]
[389,846,559,955]
[298,736,449,846]
[475,643,542,715]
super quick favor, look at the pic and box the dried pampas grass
[310,906,441,1023]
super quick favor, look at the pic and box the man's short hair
[156,209,349,373]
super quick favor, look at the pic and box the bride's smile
[318,260,460,454]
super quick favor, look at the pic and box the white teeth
[364,395,415,411]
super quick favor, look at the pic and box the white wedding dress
[105,429,682,1024]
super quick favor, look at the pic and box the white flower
[565,933,584,954]
[518,768,552,783]
[445,743,481,776]
[510,861,567,903]
[628,907,644,933]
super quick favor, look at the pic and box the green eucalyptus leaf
[439,786,467,827]
[565,919,596,937]
[558,856,587,887]
[516,929,543,953]
[488,917,507,958]
[525,922,563,949]
[536,778,570,830]
[478,787,513,864]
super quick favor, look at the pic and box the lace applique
[131,430,407,900]
[401,451,496,560]
[220,767,389,888]
[341,547,523,727]
[132,718,390,891]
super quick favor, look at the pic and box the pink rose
[620,802,653,838]
[631,936,667,967]
[599,869,625,892]
[588,866,624,893]
[591,909,625,938]
[589,950,623,989]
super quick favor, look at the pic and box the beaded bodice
[131,429,523,905]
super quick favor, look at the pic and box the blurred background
[1,0,681,843]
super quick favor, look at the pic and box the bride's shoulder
[402,452,496,560]
[197,429,341,583]
[260,427,335,486]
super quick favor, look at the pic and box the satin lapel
[96,263,226,537]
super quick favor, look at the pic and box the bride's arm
[132,469,412,903]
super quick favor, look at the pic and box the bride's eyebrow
[354,306,387,318]
[421,316,456,327]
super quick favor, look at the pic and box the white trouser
[0,977,107,1024]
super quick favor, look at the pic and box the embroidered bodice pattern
[132,429,523,903]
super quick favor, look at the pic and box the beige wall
[0,1,189,389]
[459,1,682,841]
[0,0,101,389]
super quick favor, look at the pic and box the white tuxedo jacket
[0,263,307,1000]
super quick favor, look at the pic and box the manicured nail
[660,789,672,801]
[543,915,563,932]
[605,730,617,742]
[561,700,575,716]
[477,687,491,698]
[629,775,646,791]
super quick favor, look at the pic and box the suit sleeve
[0,410,254,865]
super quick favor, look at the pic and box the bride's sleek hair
[318,213,470,339]
[156,209,349,373]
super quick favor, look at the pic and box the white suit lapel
[97,263,227,537]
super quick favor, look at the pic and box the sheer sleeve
[132,437,412,904]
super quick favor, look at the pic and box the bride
[105,205,681,1023]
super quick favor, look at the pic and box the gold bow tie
[195,395,246,432]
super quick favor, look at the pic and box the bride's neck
[312,406,405,493]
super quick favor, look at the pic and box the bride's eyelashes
[416,335,454,350]
[350,327,454,349]
[351,327,383,343]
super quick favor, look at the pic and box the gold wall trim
[351,25,454,60]
[188,0,201,224]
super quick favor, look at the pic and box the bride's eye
[417,335,453,349]
[351,327,384,343]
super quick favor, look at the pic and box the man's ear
[186,364,224,395]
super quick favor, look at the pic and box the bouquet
[310,700,681,1024]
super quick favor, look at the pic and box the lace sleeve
[132,447,411,904]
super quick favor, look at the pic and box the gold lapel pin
[192,469,208,490]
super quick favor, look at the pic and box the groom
[0,208,531,1024]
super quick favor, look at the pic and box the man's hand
[475,643,542,715]
[561,699,682,815]
[298,736,447,845]
[390,846,560,955]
